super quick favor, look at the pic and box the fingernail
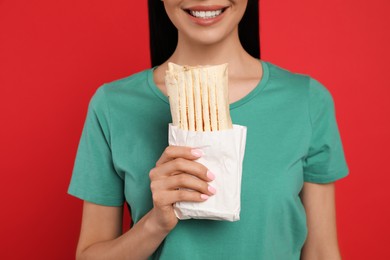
[191,149,204,157]
[201,194,209,200]
[207,170,215,181]
[208,185,216,195]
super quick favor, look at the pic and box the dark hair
[148,0,261,67]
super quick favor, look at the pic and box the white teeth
[190,9,223,19]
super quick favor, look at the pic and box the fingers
[150,158,215,182]
[150,170,217,207]
[150,145,217,211]
[152,189,211,207]
[151,174,216,197]
[156,146,204,166]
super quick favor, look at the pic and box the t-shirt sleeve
[68,86,125,206]
[303,77,349,183]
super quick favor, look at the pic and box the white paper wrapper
[168,123,247,222]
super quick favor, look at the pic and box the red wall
[0,0,389,259]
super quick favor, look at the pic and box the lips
[184,6,228,17]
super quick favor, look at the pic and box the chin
[183,27,236,47]
[191,35,225,46]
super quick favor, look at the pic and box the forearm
[77,209,169,260]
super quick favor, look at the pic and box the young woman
[68,0,349,259]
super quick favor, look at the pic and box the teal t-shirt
[68,60,349,259]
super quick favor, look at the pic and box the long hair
[148,0,261,67]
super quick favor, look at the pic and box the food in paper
[165,63,233,131]
[165,62,246,222]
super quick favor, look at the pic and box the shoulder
[265,61,333,103]
[265,61,310,87]
[91,67,153,103]
[100,68,152,94]
[87,68,153,112]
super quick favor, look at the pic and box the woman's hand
[148,146,216,232]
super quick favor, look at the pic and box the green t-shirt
[68,60,349,259]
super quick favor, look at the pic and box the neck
[167,28,252,75]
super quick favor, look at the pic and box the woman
[68,0,349,259]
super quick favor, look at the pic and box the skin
[154,0,262,104]
[300,182,342,260]
[75,1,343,259]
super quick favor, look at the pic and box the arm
[75,146,215,260]
[300,182,342,260]
[75,202,170,260]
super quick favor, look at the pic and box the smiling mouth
[184,7,229,19]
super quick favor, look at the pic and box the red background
[0,0,389,259]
